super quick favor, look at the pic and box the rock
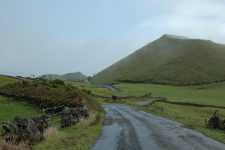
[32,114,50,134]
[61,107,73,128]
[25,120,41,142]
[60,104,89,128]
[1,115,51,145]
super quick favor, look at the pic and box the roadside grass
[115,83,225,106]
[0,96,39,122]
[34,113,104,150]
[135,102,225,143]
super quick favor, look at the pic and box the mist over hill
[40,72,87,82]
[93,34,225,85]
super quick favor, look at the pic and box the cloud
[140,0,225,43]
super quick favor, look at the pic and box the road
[90,104,225,150]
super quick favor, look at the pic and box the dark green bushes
[0,80,91,109]
[112,95,117,101]
[206,110,225,130]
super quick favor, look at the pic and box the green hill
[0,75,19,86]
[40,72,87,82]
[93,34,225,85]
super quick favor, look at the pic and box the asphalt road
[90,104,225,150]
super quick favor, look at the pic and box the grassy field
[69,82,118,96]
[34,113,104,150]
[69,82,225,107]
[135,102,225,143]
[115,82,225,106]
[0,96,39,122]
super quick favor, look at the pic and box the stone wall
[1,114,51,145]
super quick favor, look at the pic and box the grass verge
[135,102,225,143]
[34,113,104,150]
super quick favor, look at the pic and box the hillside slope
[0,75,19,86]
[40,72,87,82]
[93,34,225,85]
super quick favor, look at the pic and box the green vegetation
[40,72,87,82]
[0,77,103,150]
[69,82,119,96]
[0,79,91,108]
[0,96,39,122]
[135,102,225,143]
[110,82,225,143]
[0,75,19,86]
[71,81,225,143]
[34,113,104,150]
[115,83,225,106]
[93,34,225,85]
[2,73,225,147]
[67,81,225,107]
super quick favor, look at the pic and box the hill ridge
[93,34,225,85]
[40,72,87,82]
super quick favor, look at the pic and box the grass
[2,76,225,147]
[0,75,19,86]
[0,96,39,122]
[34,113,104,150]
[135,102,225,143]
[92,36,225,85]
[115,83,225,106]
[69,82,225,107]
[70,82,118,96]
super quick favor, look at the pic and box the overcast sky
[1,0,225,77]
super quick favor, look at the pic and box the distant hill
[93,34,225,85]
[40,72,87,82]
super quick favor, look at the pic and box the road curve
[90,104,225,150]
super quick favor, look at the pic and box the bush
[87,90,92,95]
[51,79,65,86]
[0,80,91,108]
[112,95,117,101]
[22,80,32,86]
[206,110,225,130]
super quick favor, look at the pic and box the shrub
[51,79,64,85]
[87,90,92,95]
[112,95,117,101]
[206,110,225,130]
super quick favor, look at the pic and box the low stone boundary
[1,114,51,145]
[40,104,89,128]
[0,104,89,146]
